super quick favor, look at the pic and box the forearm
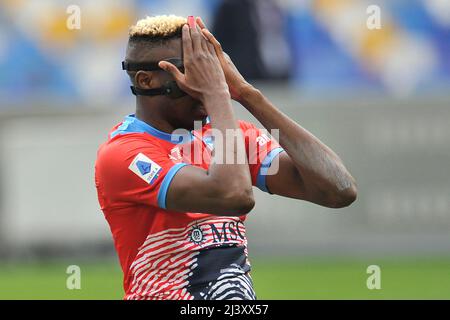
[203,93,253,193]
[165,92,254,216]
[196,22,355,206]
[240,88,356,200]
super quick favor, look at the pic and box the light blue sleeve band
[157,163,189,209]
[256,147,285,193]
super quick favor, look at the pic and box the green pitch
[0,258,449,299]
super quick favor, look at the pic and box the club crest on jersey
[129,153,162,185]
[189,225,205,245]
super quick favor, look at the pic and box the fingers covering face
[183,17,218,60]
[189,22,203,53]
[158,61,184,83]
[202,29,222,53]
[196,16,206,29]
[182,25,193,58]
[206,39,215,55]
[197,25,210,52]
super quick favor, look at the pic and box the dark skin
[126,37,208,132]
[129,23,255,216]
[198,17,357,208]
[127,20,357,216]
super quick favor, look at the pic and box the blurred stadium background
[0,0,449,299]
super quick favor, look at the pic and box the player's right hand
[195,17,253,103]
[158,22,230,104]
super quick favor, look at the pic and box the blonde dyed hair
[129,15,187,38]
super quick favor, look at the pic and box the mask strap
[121,58,184,72]
[130,86,167,96]
[121,58,186,98]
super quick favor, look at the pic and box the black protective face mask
[121,58,187,99]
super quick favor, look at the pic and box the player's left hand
[196,17,253,103]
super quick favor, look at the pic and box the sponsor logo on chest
[188,220,246,245]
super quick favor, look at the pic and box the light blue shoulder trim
[256,147,284,193]
[157,163,189,209]
[111,114,193,144]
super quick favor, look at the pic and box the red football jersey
[95,114,283,300]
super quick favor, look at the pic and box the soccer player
[95,15,357,300]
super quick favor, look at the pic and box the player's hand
[196,17,253,103]
[158,21,230,104]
